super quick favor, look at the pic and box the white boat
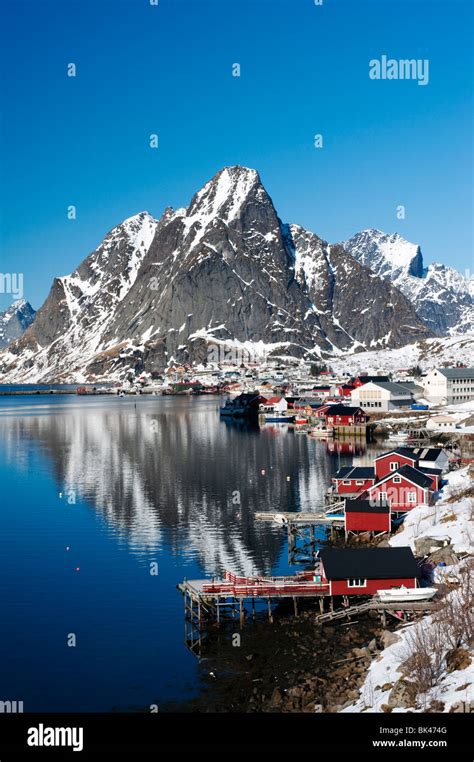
[377,586,437,603]
[308,427,330,438]
[387,430,411,443]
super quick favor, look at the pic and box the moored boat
[377,586,436,603]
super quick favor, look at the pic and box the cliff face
[0,167,432,382]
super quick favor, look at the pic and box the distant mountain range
[0,299,36,349]
[0,166,472,382]
[341,229,473,336]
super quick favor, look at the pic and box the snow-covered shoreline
[342,466,473,713]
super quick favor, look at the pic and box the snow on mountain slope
[0,299,36,349]
[341,229,474,336]
[329,333,474,376]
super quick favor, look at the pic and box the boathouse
[365,464,433,512]
[331,466,376,496]
[323,405,369,426]
[319,547,419,596]
[344,499,391,535]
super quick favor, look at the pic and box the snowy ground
[330,333,474,376]
[342,467,473,713]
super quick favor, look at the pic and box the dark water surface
[0,394,375,711]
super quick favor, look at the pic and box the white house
[426,414,461,432]
[351,381,414,412]
[423,367,474,405]
[411,447,450,473]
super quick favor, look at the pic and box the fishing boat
[377,586,437,603]
[387,430,411,443]
[264,412,295,423]
[308,426,331,438]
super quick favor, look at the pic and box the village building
[423,367,474,405]
[373,446,421,479]
[365,464,433,512]
[259,396,288,414]
[426,414,462,432]
[319,547,419,596]
[411,446,450,473]
[331,466,376,497]
[322,404,369,427]
[344,499,391,535]
[352,375,390,387]
[350,381,414,411]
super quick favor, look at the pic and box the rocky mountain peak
[0,299,36,349]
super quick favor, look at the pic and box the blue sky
[0,0,472,310]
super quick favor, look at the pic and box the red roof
[265,396,284,404]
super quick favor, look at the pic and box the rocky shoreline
[164,606,400,713]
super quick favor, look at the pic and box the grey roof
[373,464,433,490]
[320,547,419,580]
[345,499,390,514]
[437,367,474,379]
[412,447,445,461]
[368,381,414,395]
[333,466,375,480]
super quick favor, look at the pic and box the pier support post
[293,597,298,617]
[239,597,244,629]
[268,597,273,624]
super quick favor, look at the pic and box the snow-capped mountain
[0,167,432,382]
[341,229,474,336]
[0,299,36,349]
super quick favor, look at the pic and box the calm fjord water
[0,394,358,711]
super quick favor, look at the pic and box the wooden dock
[178,577,437,657]
[254,509,344,525]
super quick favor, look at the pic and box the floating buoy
[66,546,70,551]
[286,476,291,481]
[75,567,80,572]
[261,469,266,475]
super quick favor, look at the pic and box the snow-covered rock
[342,229,474,336]
[0,299,36,349]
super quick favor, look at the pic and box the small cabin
[344,499,391,534]
[365,464,433,512]
[332,466,376,496]
[319,547,419,596]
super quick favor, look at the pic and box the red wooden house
[319,547,419,596]
[331,466,376,496]
[365,464,433,512]
[418,467,442,491]
[374,447,420,479]
[344,499,391,534]
[337,383,355,397]
[352,375,390,388]
[324,405,369,427]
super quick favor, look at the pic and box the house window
[342,480,351,486]
[407,492,417,503]
[355,480,364,485]
[393,475,401,483]
[379,491,388,502]
[348,578,367,588]
[389,462,398,471]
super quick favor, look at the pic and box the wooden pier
[255,507,345,562]
[178,576,437,658]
